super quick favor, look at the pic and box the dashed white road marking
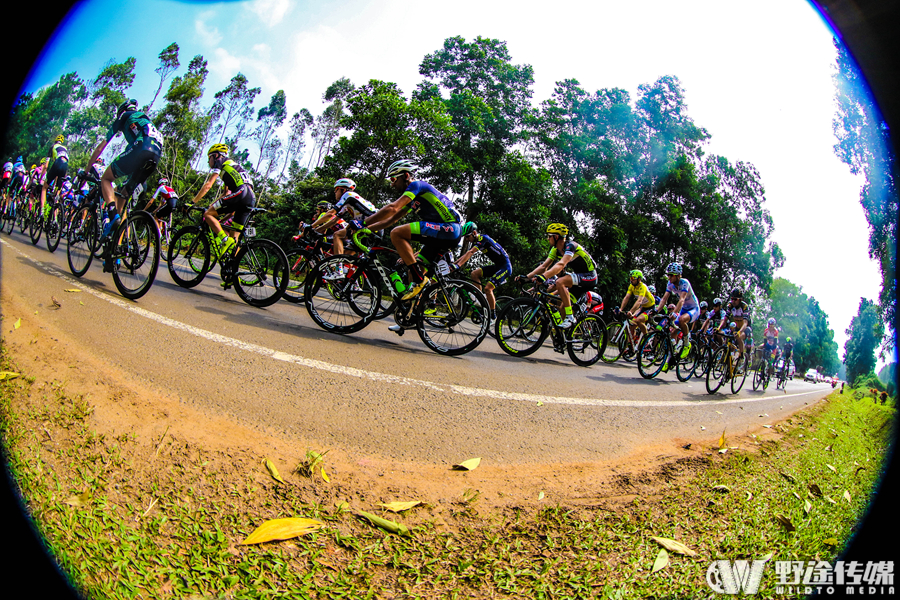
[3,239,831,408]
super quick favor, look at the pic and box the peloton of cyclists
[454,221,512,322]
[312,178,377,257]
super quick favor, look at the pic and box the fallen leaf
[775,514,795,532]
[825,496,837,505]
[682,443,692,450]
[762,424,772,428]
[651,549,669,573]
[64,289,82,293]
[321,467,330,483]
[823,538,839,546]
[700,426,706,431]
[378,501,421,513]
[264,459,285,484]
[0,372,20,381]
[240,517,323,545]
[651,536,697,556]
[715,410,722,414]
[718,448,728,454]
[14,318,21,329]
[792,491,802,501]
[808,483,823,497]
[452,457,481,471]
[356,510,410,536]
[718,429,726,450]
[843,490,852,503]
[780,471,796,484]
[537,401,543,407]
[64,491,92,507]
[746,491,753,501]
[712,484,730,493]
[79,301,84,306]
[538,491,545,501]
[50,296,61,309]
[826,464,837,473]
[854,466,866,476]
[804,499,812,514]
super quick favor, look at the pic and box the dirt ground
[2,288,788,519]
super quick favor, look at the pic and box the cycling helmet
[334,178,356,190]
[745,327,752,336]
[462,221,477,236]
[647,285,656,295]
[713,297,722,306]
[767,317,776,326]
[728,321,737,330]
[316,200,333,211]
[207,143,229,157]
[117,98,138,117]
[700,301,708,310]
[40,157,49,165]
[158,177,169,186]
[786,337,792,343]
[730,287,743,299]
[629,269,643,280]
[387,159,418,178]
[95,156,105,165]
[665,262,682,276]
[546,223,568,237]
[55,134,65,144]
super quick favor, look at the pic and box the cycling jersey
[2,162,11,177]
[152,184,178,201]
[13,160,25,174]
[547,240,596,275]
[763,326,778,344]
[151,184,179,219]
[51,143,68,162]
[335,191,376,221]
[401,180,461,224]
[727,300,750,322]
[107,110,163,150]
[665,277,699,311]
[210,158,252,193]
[627,282,656,308]
[471,233,510,267]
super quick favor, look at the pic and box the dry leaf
[780,471,796,484]
[746,491,753,501]
[804,499,812,514]
[321,467,330,483]
[0,371,20,381]
[843,490,852,503]
[718,429,726,449]
[651,549,669,573]
[712,485,730,493]
[792,491,802,501]
[700,426,706,431]
[378,501,421,513]
[825,444,833,452]
[825,496,837,505]
[64,491,91,507]
[264,459,285,483]
[651,536,697,556]
[809,483,823,497]
[240,517,323,545]
[50,296,61,309]
[826,464,837,473]
[823,537,839,546]
[64,289,82,293]
[537,401,543,407]
[538,491,545,501]
[356,510,410,536]
[762,424,772,428]
[452,457,481,471]
[775,514,795,532]
[14,318,21,330]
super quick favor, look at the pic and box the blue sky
[19,0,892,365]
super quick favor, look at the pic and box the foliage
[853,372,885,392]
[844,297,887,384]
[766,278,840,374]
[832,38,898,352]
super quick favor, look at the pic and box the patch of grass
[1,344,895,599]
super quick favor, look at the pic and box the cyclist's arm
[88,138,111,167]
[363,195,410,231]
[619,292,633,312]
[673,290,688,315]
[456,246,479,267]
[311,209,338,232]
[656,291,671,313]
[543,253,572,279]
[191,172,220,205]
[526,255,554,279]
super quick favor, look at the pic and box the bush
[853,372,885,391]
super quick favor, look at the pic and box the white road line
[3,239,831,408]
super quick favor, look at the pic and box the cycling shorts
[481,262,512,288]
[210,184,255,230]
[153,196,178,220]
[408,220,462,242]
[45,157,69,190]
[110,139,162,193]
[568,270,597,288]
[679,305,700,323]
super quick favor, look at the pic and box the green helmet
[629,269,643,280]
[462,221,477,236]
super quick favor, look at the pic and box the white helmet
[387,159,418,178]
[334,178,356,190]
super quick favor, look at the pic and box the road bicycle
[167,205,289,308]
[602,307,648,363]
[282,224,336,304]
[752,348,775,391]
[493,278,606,366]
[705,328,749,394]
[773,355,789,391]
[636,310,700,381]
[304,229,490,356]
[43,186,69,253]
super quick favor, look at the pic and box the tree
[90,57,137,115]
[154,55,210,188]
[210,73,260,146]
[843,297,886,384]
[767,278,839,374]
[307,78,354,170]
[148,43,180,111]
[277,109,314,184]
[253,90,287,173]
[832,38,897,353]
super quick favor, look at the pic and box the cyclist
[656,262,700,358]
[190,143,255,260]
[781,336,794,378]
[692,301,709,333]
[454,221,511,321]
[719,288,751,359]
[40,134,69,217]
[145,177,179,233]
[618,269,656,342]
[1,159,12,199]
[7,157,26,202]
[28,161,47,205]
[346,159,462,301]
[762,317,780,367]
[312,178,376,256]
[88,98,163,264]
[522,223,597,329]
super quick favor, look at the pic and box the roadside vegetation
[1,345,895,599]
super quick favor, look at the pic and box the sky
[18,0,893,367]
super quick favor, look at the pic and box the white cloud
[248,0,293,27]
[209,47,242,80]
[195,16,223,47]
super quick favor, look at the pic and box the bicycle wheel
[761,362,770,391]
[706,347,729,394]
[305,256,376,334]
[111,211,160,300]
[283,249,314,304]
[29,204,43,245]
[66,212,96,277]
[494,297,550,357]
[731,353,749,394]
[637,331,669,379]
[18,202,30,234]
[231,239,289,308]
[676,341,699,382]
[567,313,606,366]
[485,295,514,339]
[752,361,763,391]
[45,201,65,252]
[167,226,210,288]
[601,321,624,363]
[417,279,490,356]
[694,345,712,378]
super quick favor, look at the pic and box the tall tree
[148,43,180,112]
[307,78,354,170]
[417,36,535,203]
[210,73,261,146]
[844,297,886,384]
[90,57,137,115]
[154,55,210,187]
[253,89,287,173]
[277,109,314,184]
[832,38,897,352]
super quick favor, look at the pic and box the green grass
[1,345,895,599]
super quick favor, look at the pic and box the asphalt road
[0,229,835,464]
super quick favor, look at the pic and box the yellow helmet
[207,143,229,157]
[40,157,49,164]
[55,134,65,144]
[546,223,568,237]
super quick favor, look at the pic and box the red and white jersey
[152,184,178,200]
